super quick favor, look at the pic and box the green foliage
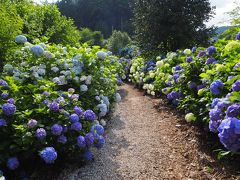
[107,30,132,55]
[132,0,215,54]
[17,2,80,45]
[0,1,23,61]
[79,28,104,46]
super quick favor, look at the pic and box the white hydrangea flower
[100,119,106,127]
[85,75,92,85]
[59,76,67,85]
[97,103,108,117]
[95,96,101,101]
[80,76,87,81]
[51,67,59,73]
[151,91,155,96]
[183,49,192,55]
[37,68,46,76]
[53,77,61,84]
[73,76,80,83]
[80,84,88,92]
[3,64,13,73]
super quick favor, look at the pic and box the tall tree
[56,0,133,37]
[132,0,215,53]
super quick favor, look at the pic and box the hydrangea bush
[128,32,240,154]
[0,35,124,176]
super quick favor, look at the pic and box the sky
[34,0,238,27]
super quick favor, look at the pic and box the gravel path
[57,84,240,180]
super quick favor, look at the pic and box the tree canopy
[132,0,215,54]
[56,0,133,37]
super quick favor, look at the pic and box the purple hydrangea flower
[85,133,95,146]
[218,118,240,152]
[186,56,193,63]
[7,157,19,170]
[84,110,96,121]
[232,80,240,92]
[209,119,222,133]
[2,103,16,116]
[207,46,216,55]
[234,62,240,69]
[68,88,75,94]
[27,119,38,129]
[84,150,93,161]
[166,81,172,87]
[226,104,240,118]
[58,135,67,144]
[188,81,197,89]
[74,106,83,116]
[49,102,60,112]
[206,58,216,65]
[51,124,63,136]
[7,98,15,104]
[1,92,9,99]
[210,80,224,95]
[69,113,79,123]
[42,91,50,97]
[236,32,240,40]
[198,51,206,57]
[0,80,8,87]
[40,147,57,164]
[70,122,82,131]
[0,119,7,126]
[77,136,86,148]
[36,128,47,140]
[42,99,49,105]
[70,94,79,101]
[94,136,105,149]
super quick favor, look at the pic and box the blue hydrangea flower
[1,92,9,99]
[40,147,57,164]
[2,103,16,116]
[236,32,240,40]
[51,124,63,136]
[207,46,216,55]
[7,98,15,104]
[58,135,67,144]
[84,110,96,121]
[69,113,79,123]
[77,136,86,148]
[31,45,44,57]
[91,124,104,135]
[96,51,107,60]
[42,99,49,105]
[85,133,95,146]
[27,119,38,129]
[94,136,105,149]
[16,35,27,44]
[209,119,222,133]
[218,118,240,152]
[0,119,7,126]
[36,128,47,140]
[167,91,179,101]
[226,104,240,118]
[7,157,19,170]
[209,108,223,122]
[80,85,88,92]
[174,65,182,71]
[166,81,172,87]
[74,106,83,116]
[70,122,82,131]
[210,80,224,95]
[211,98,220,108]
[192,47,197,53]
[84,150,93,161]
[49,102,60,112]
[186,56,193,63]
[232,80,240,92]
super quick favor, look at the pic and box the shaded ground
[56,84,240,180]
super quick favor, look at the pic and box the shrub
[79,28,104,46]
[107,30,132,55]
[0,35,126,178]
